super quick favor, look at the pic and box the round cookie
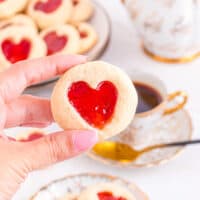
[70,0,94,23]
[60,194,77,200]
[0,0,28,19]
[75,22,98,54]
[0,25,47,71]
[27,0,73,29]
[0,14,37,32]
[51,61,138,139]
[16,129,45,142]
[78,183,136,200]
[40,24,80,55]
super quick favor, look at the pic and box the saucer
[31,173,149,200]
[89,109,193,168]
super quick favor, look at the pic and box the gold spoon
[92,140,200,163]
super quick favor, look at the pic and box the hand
[0,55,98,200]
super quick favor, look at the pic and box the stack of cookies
[0,0,98,72]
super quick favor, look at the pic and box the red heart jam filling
[44,31,68,55]
[19,132,44,142]
[80,31,88,39]
[98,192,127,200]
[34,0,62,13]
[2,39,31,63]
[68,81,118,129]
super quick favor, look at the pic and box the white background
[13,1,200,199]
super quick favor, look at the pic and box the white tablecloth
[13,1,200,199]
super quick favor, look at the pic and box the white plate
[31,173,149,200]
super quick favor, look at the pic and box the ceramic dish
[31,173,149,200]
[89,109,193,168]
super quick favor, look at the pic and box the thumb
[21,130,98,171]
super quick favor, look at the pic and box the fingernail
[72,130,98,152]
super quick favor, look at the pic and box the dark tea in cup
[134,82,163,113]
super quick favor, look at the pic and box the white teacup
[122,72,188,146]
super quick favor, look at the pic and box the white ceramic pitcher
[122,0,200,63]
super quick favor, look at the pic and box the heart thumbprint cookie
[40,24,80,55]
[51,61,138,139]
[27,0,73,29]
[70,0,94,23]
[0,14,37,32]
[75,22,98,54]
[78,183,136,200]
[16,130,45,142]
[0,0,28,19]
[0,26,46,71]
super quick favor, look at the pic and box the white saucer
[89,109,193,168]
[31,173,149,200]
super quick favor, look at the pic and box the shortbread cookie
[0,14,37,32]
[0,26,47,71]
[60,194,77,200]
[0,0,28,19]
[78,183,136,200]
[51,61,138,139]
[16,129,45,142]
[70,0,94,23]
[27,0,73,29]
[75,22,98,54]
[40,24,80,55]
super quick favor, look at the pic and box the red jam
[2,39,31,63]
[72,0,79,6]
[19,132,44,142]
[98,192,127,200]
[68,81,118,129]
[80,31,88,39]
[0,0,5,3]
[34,0,62,13]
[44,31,68,55]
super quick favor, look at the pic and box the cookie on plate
[75,22,98,54]
[51,61,138,139]
[0,0,28,19]
[70,0,94,23]
[59,194,77,200]
[40,24,80,55]
[27,0,73,29]
[0,25,47,71]
[0,14,37,32]
[78,183,136,200]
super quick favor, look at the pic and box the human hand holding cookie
[0,55,100,200]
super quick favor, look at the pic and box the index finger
[0,54,86,103]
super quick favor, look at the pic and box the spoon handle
[164,139,200,147]
[142,139,200,153]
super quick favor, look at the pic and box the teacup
[119,71,188,146]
